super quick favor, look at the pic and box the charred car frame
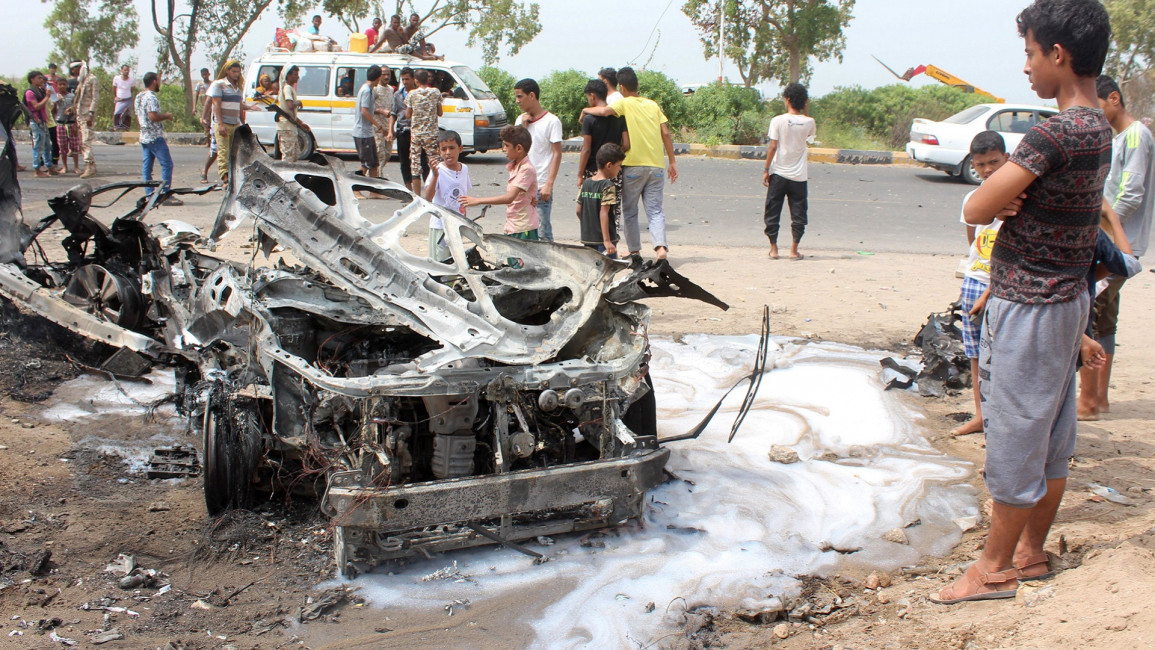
[0,119,747,576]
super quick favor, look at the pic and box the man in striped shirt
[1077,75,1155,420]
[206,61,255,183]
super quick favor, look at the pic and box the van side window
[296,66,331,97]
[335,67,367,97]
[258,65,283,84]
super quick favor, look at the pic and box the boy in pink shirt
[460,125,539,239]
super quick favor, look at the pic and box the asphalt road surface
[15,141,976,255]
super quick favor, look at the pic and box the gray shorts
[354,136,378,170]
[979,293,1089,507]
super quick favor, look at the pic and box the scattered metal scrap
[882,303,970,396]
[146,446,201,479]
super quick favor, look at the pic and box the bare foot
[1076,408,1099,421]
[790,252,804,260]
[654,246,668,261]
[950,416,983,436]
[769,244,779,259]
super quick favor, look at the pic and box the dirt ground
[1,235,1153,649]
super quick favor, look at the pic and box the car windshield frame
[943,105,991,125]
[452,65,496,100]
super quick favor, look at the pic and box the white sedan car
[906,103,1058,184]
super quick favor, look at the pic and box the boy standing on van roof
[405,69,443,196]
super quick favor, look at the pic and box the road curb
[16,130,919,166]
[560,138,920,167]
[11,129,206,147]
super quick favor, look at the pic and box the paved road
[15,141,975,255]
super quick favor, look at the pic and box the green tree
[682,0,854,86]
[636,69,688,131]
[42,0,140,69]
[539,69,589,138]
[1104,0,1155,118]
[478,66,517,119]
[319,0,542,65]
[152,0,311,118]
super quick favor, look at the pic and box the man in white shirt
[112,64,135,131]
[599,67,623,105]
[762,83,816,260]
[513,78,562,241]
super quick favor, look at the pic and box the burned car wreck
[0,125,745,576]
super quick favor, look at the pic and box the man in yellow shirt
[581,66,678,260]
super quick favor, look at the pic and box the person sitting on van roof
[372,14,407,53]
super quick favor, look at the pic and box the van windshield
[453,66,495,100]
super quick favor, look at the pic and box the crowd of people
[329,62,682,261]
[20,61,98,178]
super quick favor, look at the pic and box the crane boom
[871,56,1005,103]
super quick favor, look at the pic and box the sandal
[1013,553,1056,582]
[929,563,1018,604]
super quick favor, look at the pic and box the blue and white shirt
[134,90,164,144]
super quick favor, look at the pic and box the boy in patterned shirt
[576,143,624,257]
[932,0,1113,605]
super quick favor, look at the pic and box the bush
[636,69,688,131]
[539,69,590,138]
[157,83,202,133]
[811,84,987,150]
[686,82,766,144]
[478,66,517,121]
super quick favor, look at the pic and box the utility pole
[718,0,725,82]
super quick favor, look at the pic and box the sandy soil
[1,239,1153,649]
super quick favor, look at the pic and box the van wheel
[273,130,316,161]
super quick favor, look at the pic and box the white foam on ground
[349,335,978,647]
[41,369,177,421]
[42,369,183,474]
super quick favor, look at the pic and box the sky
[5,0,1047,105]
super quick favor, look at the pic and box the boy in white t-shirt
[762,83,816,260]
[513,78,563,242]
[424,130,471,262]
[951,130,1009,437]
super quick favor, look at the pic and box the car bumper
[473,126,502,153]
[906,142,966,173]
[325,447,670,531]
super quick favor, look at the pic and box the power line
[629,0,677,66]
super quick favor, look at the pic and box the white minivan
[243,50,508,156]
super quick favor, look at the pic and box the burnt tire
[202,391,263,515]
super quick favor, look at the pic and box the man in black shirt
[577,79,628,181]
